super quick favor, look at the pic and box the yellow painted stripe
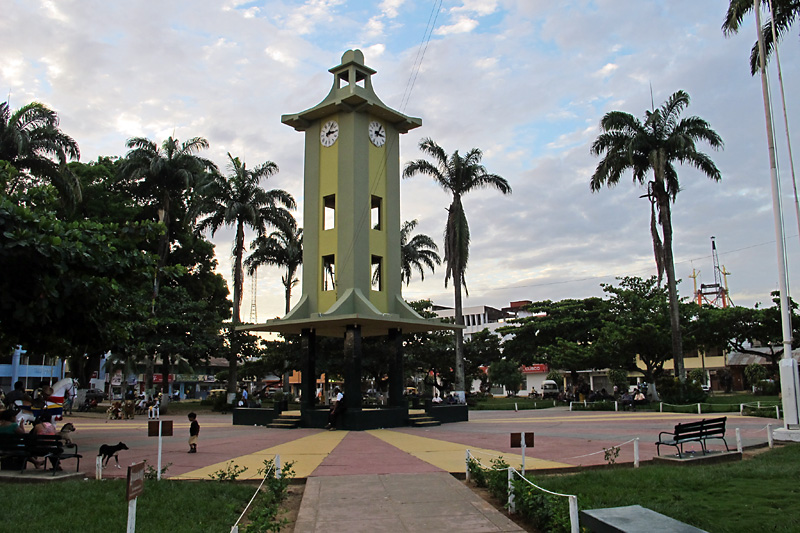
[367,430,571,472]
[172,430,348,480]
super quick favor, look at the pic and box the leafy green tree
[690,292,800,373]
[245,217,302,316]
[598,276,673,382]
[121,135,217,306]
[404,300,455,396]
[464,329,504,392]
[500,298,606,385]
[399,219,441,285]
[0,101,81,207]
[591,90,723,380]
[723,0,800,74]
[606,368,629,395]
[0,197,158,383]
[488,358,524,397]
[197,152,295,393]
[403,138,511,394]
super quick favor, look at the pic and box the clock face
[320,120,339,147]
[368,121,386,147]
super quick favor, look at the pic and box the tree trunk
[659,194,685,380]
[229,221,245,394]
[283,277,292,394]
[453,261,466,397]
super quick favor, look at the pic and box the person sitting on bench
[325,387,344,430]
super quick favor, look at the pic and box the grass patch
[531,444,800,533]
[2,479,255,532]
[704,394,780,405]
[469,396,560,410]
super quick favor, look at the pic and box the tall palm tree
[404,138,511,396]
[245,217,303,316]
[400,219,441,286]
[121,136,217,305]
[723,0,800,74]
[0,100,81,206]
[197,152,295,392]
[590,90,723,380]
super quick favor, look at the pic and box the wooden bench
[656,417,730,458]
[0,434,83,475]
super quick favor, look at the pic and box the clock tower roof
[281,49,421,134]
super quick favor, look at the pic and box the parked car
[84,388,106,402]
[540,380,560,399]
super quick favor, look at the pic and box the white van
[540,380,560,399]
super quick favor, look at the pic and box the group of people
[0,406,62,470]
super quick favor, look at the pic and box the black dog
[98,442,129,468]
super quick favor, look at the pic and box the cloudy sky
[4,0,800,320]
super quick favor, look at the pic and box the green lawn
[3,478,256,532]
[532,444,800,533]
[469,396,561,410]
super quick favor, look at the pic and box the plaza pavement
[23,407,777,532]
[58,407,776,481]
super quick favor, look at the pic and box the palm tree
[245,217,303,315]
[723,0,800,74]
[121,136,217,305]
[0,100,81,206]
[403,138,511,396]
[197,152,296,393]
[590,90,723,380]
[400,219,441,286]
[245,217,302,395]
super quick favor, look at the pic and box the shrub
[209,461,247,481]
[756,380,780,395]
[515,484,571,533]
[657,377,707,404]
[744,364,768,389]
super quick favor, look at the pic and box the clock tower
[245,50,456,428]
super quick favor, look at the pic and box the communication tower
[696,236,733,307]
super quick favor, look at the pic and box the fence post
[758,401,761,409]
[634,438,640,468]
[768,424,774,449]
[740,403,744,415]
[568,495,579,533]
[697,403,702,415]
[569,402,573,412]
[276,454,281,479]
[95,455,102,480]
[776,405,781,420]
[465,449,470,482]
[736,428,742,453]
[660,402,663,413]
[615,401,618,412]
[507,468,515,514]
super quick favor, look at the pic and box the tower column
[388,328,404,407]
[301,328,317,411]
[344,325,362,411]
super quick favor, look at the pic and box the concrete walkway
[294,472,523,532]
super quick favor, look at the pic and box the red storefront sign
[152,374,174,383]
[521,364,548,374]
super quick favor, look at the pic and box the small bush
[209,461,247,481]
[755,380,780,396]
[515,484,571,533]
[657,377,707,404]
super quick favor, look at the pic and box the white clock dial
[320,120,339,147]
[368,121,386,147]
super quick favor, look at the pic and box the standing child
[188,412,199,453]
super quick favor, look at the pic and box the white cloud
[450,0,498,16]
[380,0,405,19]
[594,63,618,78]
[434,16,479,35]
